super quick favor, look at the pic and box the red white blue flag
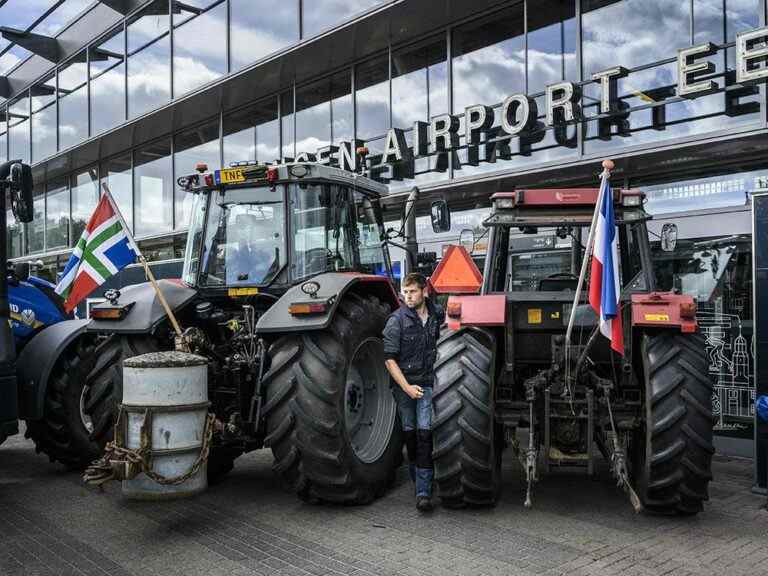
[588,175,624,355]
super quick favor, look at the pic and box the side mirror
[661,223,678,252]
[13,261,30,282]
[459,228,475,254]
[9,162,34,223]
[430,199,451,233]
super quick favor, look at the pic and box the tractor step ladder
[543,387,595,476]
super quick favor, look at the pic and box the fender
[255,272,399,334]
[17,319,89,420]
[631,292,698,333]
[87,279,197,334]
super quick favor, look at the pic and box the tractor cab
[483,188,655,296]
[178,162,394,292]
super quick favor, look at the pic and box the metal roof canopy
[0,27,61,62]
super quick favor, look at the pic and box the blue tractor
[1,162,102,468]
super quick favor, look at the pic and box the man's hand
[405,384,424,400]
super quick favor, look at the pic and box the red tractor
[430,181,713,515]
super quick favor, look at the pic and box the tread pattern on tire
[25,336,101,469]
[641,331,714,515]
[432,327,499,508]
[262,292,400,504]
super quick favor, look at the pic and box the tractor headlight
[622,194,642,207]
[494,198,515,210]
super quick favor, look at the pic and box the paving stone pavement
[1,426,767,576]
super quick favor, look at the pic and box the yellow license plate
[228,287,259,297]
[218,168,246,184]
[644,313,670,322]
[528,308,542,324]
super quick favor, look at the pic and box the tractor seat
[538,273,578,292]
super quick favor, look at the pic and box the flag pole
[100,182,184,340]
[564,159,614,355]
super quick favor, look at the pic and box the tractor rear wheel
[24,336,103,468]
[638,331,714,515]
[84,334,240,481]
[262,293,401,504]
[433,327,501,508]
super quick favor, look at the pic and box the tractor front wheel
[262,293,401,504]
[638,331,714,515]
[433,327,501,508]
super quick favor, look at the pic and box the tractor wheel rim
[79,385,94,434]
[344,337,396,464]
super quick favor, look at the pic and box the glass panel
[642,169,764,215]
[726,0,761,68]
[0,46,29,75]
[32,0,92,37]
[390,37,448,188]
[31,74,56,162]
[582,0,691,77]
[356,56,389,141]
[230,0,298,72]
[302,0,385,37]
[8,94,29,164]
[223,98,280,165]
[174,120,220,228]
[128,35,170,119]
[173,0,221,26]
[134,139,172,237]
[281,91,295,159]
[90,28,125,136]
[58,52,88,149]
[0,108,6,163]
[127,0,169,53]
[101,154,133,232]
[694,0,724,45]
[331,70,353,142]
[199,187,286,286]
[173,2,226,96]
[391,37,447,128]
[6,199,24,258]
[71,167,100,245]
[295,79,331,157]
[452,4,526,177]
[28,184,44,253]
[182,192,206,284]
[0,0,56,30]
[46,178,69,251]
[528,0,577,93]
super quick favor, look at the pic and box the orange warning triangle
[429,245,483,294]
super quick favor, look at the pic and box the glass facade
[1,0,767,263]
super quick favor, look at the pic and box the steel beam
[0,27,60,62]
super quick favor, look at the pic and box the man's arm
[382,315,423,400]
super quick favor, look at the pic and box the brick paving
[1,426,767,576]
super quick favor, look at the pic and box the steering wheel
[297,248,335,275]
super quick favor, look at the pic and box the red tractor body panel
[445,294,506,330]
[630,292,698,333]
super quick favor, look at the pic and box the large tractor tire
[433,327,501,508]
[262,293,401,504]
[24,336,103,469]
[84,333,240,481]
[638,331,714,515]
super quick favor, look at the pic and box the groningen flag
[55,192,139,313]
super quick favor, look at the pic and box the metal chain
[83,408,216,488]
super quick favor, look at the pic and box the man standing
[383,272,445,511]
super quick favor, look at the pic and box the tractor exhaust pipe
[403,186,419,276]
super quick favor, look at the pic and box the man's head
[402,272,428,309]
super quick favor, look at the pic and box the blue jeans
[393,386,433,498]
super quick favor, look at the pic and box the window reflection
[71,168,100,245]
[28,185,44,254]
[528,0,576,94]
[58,52,89,150]
[31,74,56,162]
[6,204,23,258]
[173,1,226,96]
[8,94,30,164]
[302,0,385,38]
[128,0,170,119]
[331,71,353,143]
[46,177,69,251]
[174,120,220,228]
[281,91,295,159]
[223,98,280,166]
[295,76,341,157]
[0,110,6,163]
[134,140,173,237]
[452,4,524,177]
[90,28,125,136]
[356,56,389,141]
[230,0,298,72]
[101,154,133,232]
